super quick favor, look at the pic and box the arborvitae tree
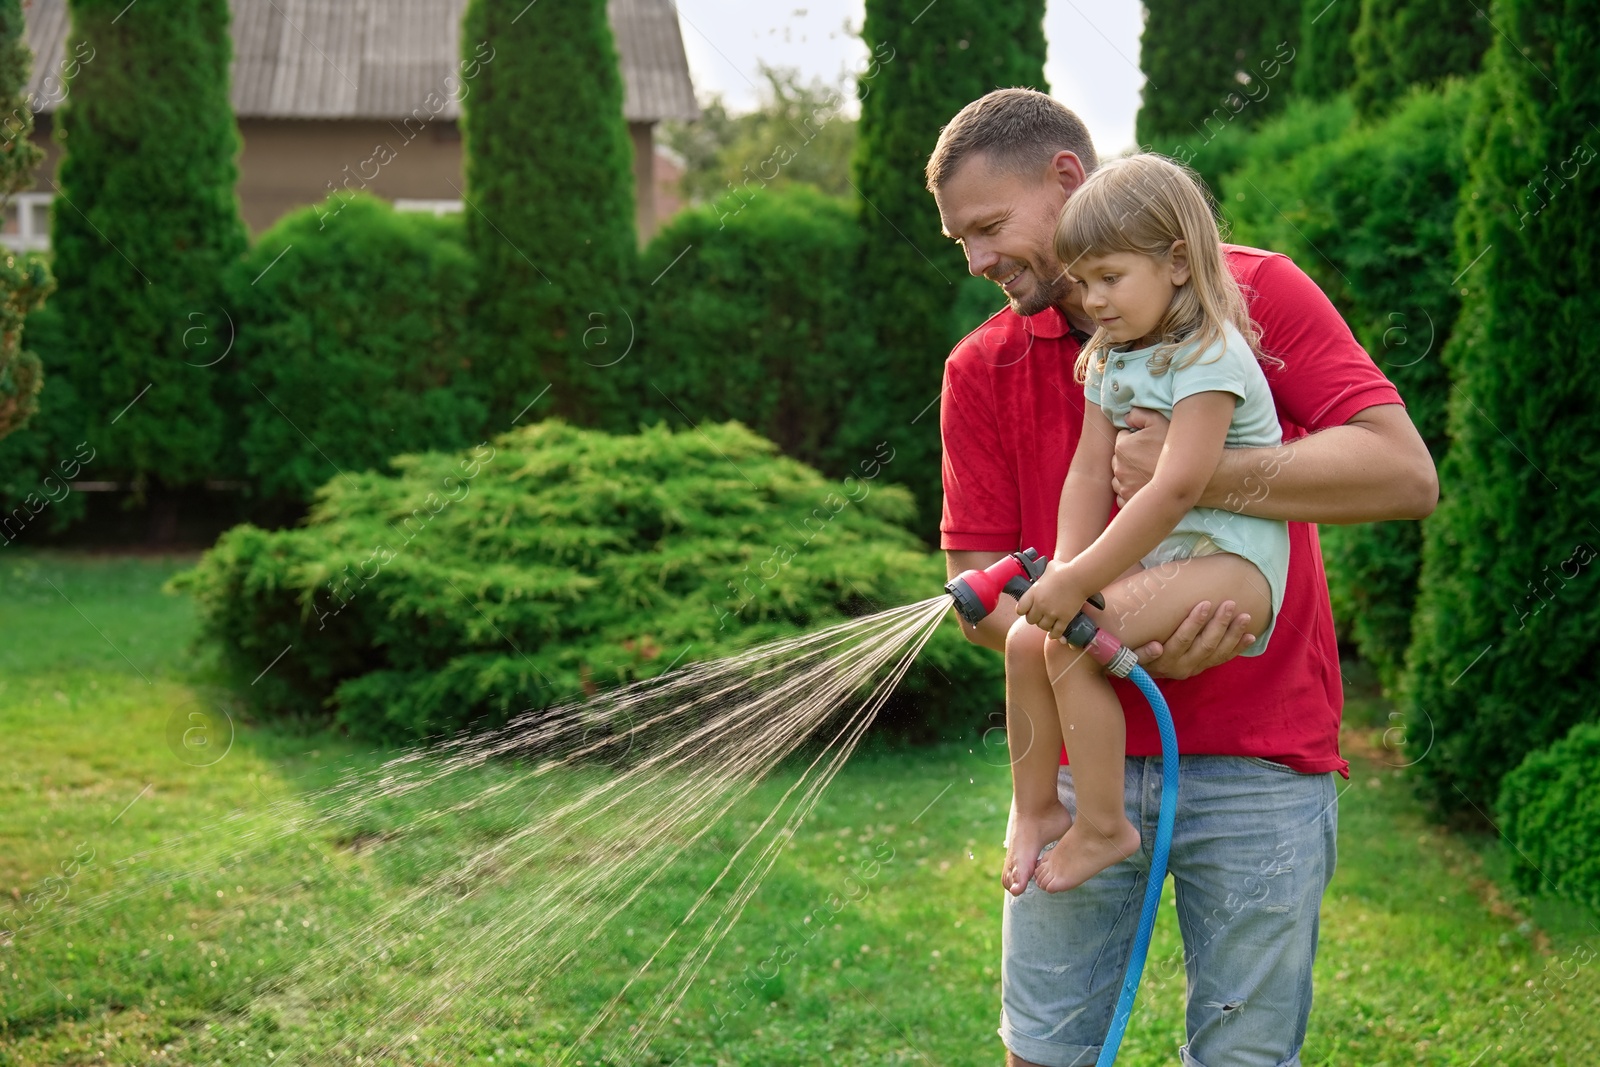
[1134,0,1301,146]
[849,0,1046,538]
[1292,0,1361,99]
[45,0,246,491]
[1348,0,1491,118]
[1403,0,1600,816]
[460,0,636,430]
[0,0,52,442]
[1222,82,1468,690]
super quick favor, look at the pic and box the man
[930,89,1437,1067]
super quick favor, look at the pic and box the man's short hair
[925,88,1099,193]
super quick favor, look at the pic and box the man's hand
[1111,407,1167,508]
[1131,599,1255,680]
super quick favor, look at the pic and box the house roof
[23,0,699,124]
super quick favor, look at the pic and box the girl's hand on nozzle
[1015,561,1089,643]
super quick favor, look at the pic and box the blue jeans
[1000,755,1338,1067]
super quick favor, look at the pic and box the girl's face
[1066,246,1190,347]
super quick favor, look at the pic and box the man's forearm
[958,596,1016,653]
[1198,409,1438,524]
[947,550,1016,653]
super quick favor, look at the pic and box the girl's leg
[1034,645,1140,891]
[1002,617,1075,896]
[1034,553,1274,892]
[1095,552,1273,654]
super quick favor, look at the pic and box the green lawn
[2,551,1597,1065]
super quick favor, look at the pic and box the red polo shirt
[940,245,1404,778]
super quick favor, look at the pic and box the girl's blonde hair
[1053,153,1273,383]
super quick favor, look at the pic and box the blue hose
[1095,664,1179,1067]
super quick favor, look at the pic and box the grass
[2,550,1598,1065]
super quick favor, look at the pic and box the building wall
[235,117,470,234]
[19,114,679,242]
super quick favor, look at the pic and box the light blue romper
[1084,319,1289,654]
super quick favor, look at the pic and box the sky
[670,1,1148,157]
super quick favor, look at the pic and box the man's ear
[1049,150,1087,196]
[1167,239,1191,286]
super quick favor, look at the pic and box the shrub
[623,185,1002,507]
[1221,82,1469,687]
[1157,93,1355,204]
[620,185,874,476]
[0,0,52,442]
[1403,0,1600,815]
[460,0,637,431]
[221,194,485,513]
[168,420,1002,745]
[1498,721,1600,912]
[0,303,93,544]
[851,0,1047,539]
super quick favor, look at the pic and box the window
[1,192,52,252]
[392,199,463,217]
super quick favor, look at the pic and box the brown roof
[23,0,698,123]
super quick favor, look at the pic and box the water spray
[945,548,1179,1067]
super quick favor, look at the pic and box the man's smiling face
[935,152,1079,319]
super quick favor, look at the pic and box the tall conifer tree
[1404,0,1600,814]
[850,0,1047,536]
[48,0,246,489]
[460,0,636,429]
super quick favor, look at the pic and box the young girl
[1005,153,1290,894]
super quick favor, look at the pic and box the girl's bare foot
[1035,816,1140,892]
[1002,804,1074,895]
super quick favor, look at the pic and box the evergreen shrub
[169,420,1002,745]
[223,195,485,511]
[624,185,873,477]
[1498,721,1600,913]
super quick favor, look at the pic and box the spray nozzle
[945,549,1040,626]
[944,548,1106,627]
[944,550,1132,670]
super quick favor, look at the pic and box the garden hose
[945,549,1179,1066]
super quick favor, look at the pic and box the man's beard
[1006,260,1073,318]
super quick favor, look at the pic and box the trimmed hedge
[621,184,1002,503]
[1403,0,1600,815]
[621,185,873,475]
[0,0,52,442]
[1159,93,1355,205]
[222,194,484,513]
[1221,82,1469,686]
[168,420,1001,744]
[0,306,88,543]
[1498,721,1600,912]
